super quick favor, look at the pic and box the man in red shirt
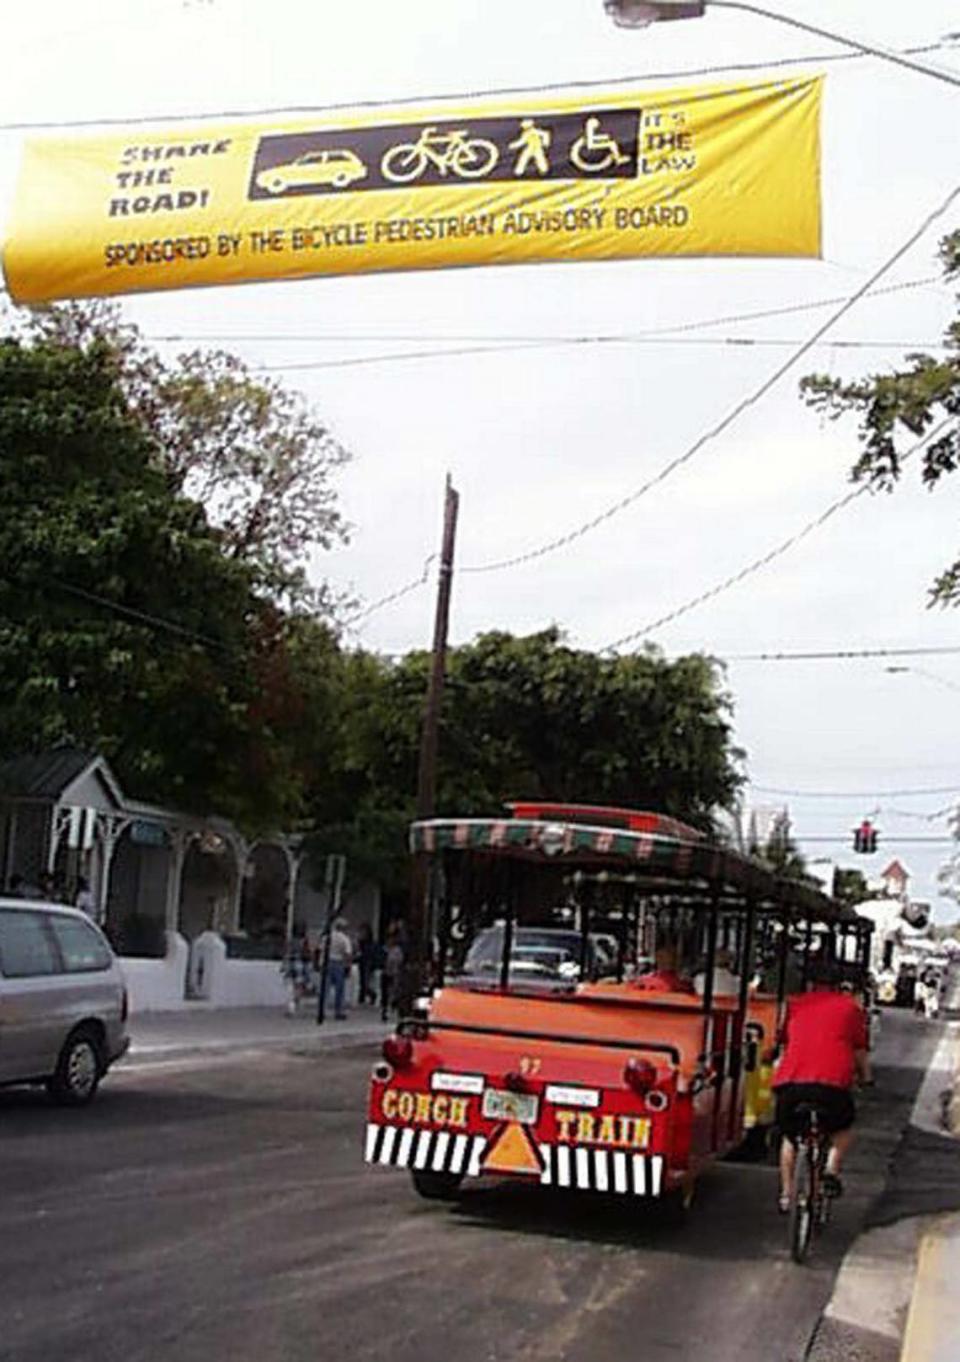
[774,959,870,1211]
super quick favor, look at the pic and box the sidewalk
[899,1022,960,1362]
[126,1003,388,1063]
[809,1018,960,1362]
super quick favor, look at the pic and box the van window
[48,916,112,973]
[0,909,60,978]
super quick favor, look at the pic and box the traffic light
[853,819,878,854]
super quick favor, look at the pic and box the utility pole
[402,475,459,1009]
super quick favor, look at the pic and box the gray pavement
[0,1010,942,1362]
[127,1002,389,1060]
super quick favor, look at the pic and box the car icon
[257,148,368,194]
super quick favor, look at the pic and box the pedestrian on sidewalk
[381,924,404,1022]
[74,875,96,920]
[920,965,942,1020]
[326,917,353,1020]
[281,926,314,1017]
[356,922,377,1005]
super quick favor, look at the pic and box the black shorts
[775,1083,856,1141]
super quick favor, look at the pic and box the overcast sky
[2,0,959,911]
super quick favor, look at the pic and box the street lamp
[602,1,960,90]
[604,1,705,24]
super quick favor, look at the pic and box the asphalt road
[0,1011,940,1362]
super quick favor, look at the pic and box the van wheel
[411,1171,463,1201]
[47,1028,103,1106]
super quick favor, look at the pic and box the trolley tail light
[623,1057,657,1095]
[382,1035,414,1069]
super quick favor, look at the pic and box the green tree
[305,627,744,891]
[21,301,350,610]
[0,333,318,831]
[748,811,809,882]
[833,866,869,906]
[801,230,960,604]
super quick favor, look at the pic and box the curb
[898,1032,960,1361]
[900,1214,960,1362]
[125,1021,387,1065]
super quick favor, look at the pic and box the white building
[0,749,379,1011]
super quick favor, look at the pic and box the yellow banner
[2,76,822,304]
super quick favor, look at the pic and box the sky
[2,0,959,911]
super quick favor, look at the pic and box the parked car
[0,900,129,1104]
[458,925,618,987]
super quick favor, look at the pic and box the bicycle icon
[381,126,500,184]
[570,116,631,174]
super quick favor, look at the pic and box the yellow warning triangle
[481,1122,543,1176]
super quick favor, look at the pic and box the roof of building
[881,859,910,882]
[0,748,95,798]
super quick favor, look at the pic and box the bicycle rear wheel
[789,1143,816,1264]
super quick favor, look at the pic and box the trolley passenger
[634,944,695,994]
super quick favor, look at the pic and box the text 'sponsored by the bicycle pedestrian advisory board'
[2,76,822,303]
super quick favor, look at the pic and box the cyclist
[773,957,870,1213]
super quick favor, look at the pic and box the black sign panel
[248,108,642,201]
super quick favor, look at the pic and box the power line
[143,274,943,346]
[603,416,952,651]
[458,180,960,580]
[48,578,235,654]
[0,40,953,134]
[725,644,960,662]
[341,554,436,629]
[754,783,960,799]
[247,334,951,375]
[797,834,953,843]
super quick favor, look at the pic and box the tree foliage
[801,230,960,604]
[22,301,350,610]
[747,810,809,882]
[832,866,869,906]
[0,332,332,831]
[305,628,745,889]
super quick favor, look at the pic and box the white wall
[122,932,189,1013]
[189,931,288,1007]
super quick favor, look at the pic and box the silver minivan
[0,899,130,1105]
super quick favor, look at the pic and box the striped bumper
[364,1123,664,1196]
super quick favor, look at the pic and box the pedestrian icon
[570,116,631,173]
[509,118,551,176]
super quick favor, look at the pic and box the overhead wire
[47,578,235,653]
[144,274,943,348]
[340,554,437,629]
[723,643,960,662]
[245,333,952,375]
[457,180,960,580]
[0,39,954,134]
[603,415,954,651]
[753,782,960,799]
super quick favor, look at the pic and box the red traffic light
[853,820,878,854]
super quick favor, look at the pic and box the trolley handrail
[397,1016,681,1066]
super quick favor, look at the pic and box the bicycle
[787,1102,832,1264]
[381,127,499,184]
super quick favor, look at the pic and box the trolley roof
[410,803,855,924]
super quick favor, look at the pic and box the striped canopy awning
[409,815,849,922]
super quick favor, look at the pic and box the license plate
[482,1088,539,1125]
